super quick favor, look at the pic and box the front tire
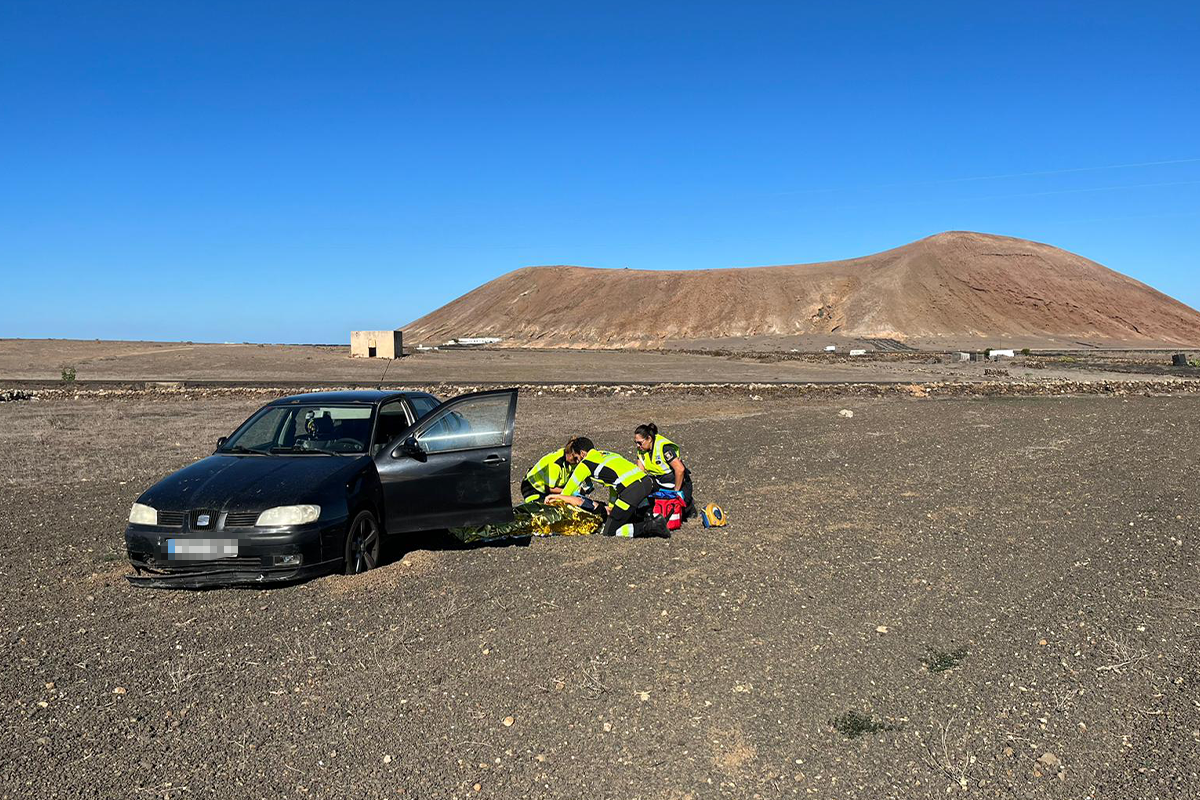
[343,510,381,575]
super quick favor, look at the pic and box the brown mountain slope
[403,232,1200,347]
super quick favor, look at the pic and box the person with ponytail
[633,423,692,511]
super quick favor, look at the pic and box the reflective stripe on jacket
[523,448,569,494]
[562,449,646,495]
[637,434,680,477]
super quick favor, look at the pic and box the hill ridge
[403,231,1200,347]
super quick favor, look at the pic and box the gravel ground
[1,391,1198,799]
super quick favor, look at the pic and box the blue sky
[2,0,1197,343]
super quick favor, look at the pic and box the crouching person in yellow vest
[633,423,693,512]
[549,437,669,538]
[520,447,597,504]
[520,448,569,503]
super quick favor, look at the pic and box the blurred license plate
[166,538,238,561]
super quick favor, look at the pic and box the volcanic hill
[404,232,1200,348]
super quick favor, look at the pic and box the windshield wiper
[270,445,345,457]
[222,445,269,455]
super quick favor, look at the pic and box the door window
[372,400,412,454]
[409,395,440,420]
[415,394,511,454]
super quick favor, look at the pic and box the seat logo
[196,514,211,527]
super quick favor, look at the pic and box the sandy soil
[1,390,1197,799]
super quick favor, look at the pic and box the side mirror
[216,436,228,450]
[393,435,427,462]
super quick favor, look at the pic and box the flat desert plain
[0,338,1188,386]
[2,385,1198,799]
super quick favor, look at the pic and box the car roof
[268,390,437,406]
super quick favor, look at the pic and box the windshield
[220,404,375,455]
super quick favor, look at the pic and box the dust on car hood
[138,454,367,512]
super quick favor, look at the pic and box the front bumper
[124,518,347,589]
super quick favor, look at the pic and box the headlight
[255,505,321,527]
[129,503,157,525]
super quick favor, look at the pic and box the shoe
[642,514,670,539]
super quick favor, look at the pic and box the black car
[125,388,518,588]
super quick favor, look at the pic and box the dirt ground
[0,338,1186,386]
[1,389,1197,799]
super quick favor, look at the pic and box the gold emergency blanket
[450,501,603,544]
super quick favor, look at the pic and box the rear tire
[343,510,381,575]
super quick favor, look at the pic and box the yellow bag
[701,503,728,528]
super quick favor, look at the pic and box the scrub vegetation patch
[921,645,970,673]
[831,710,897,739]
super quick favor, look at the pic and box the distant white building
[444,337,502,346]
[989,349,1016,360]
[848,349,867,356]
[824,345,837,352]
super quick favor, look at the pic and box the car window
[227,407,289,451]
[409,395,440,420]
[224,404,375,453]
[284,407,373,450]
[416,394,510,454]
[372,399,412,453]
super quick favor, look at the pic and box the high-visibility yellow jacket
[522,449,569,498]
[562,450,646,496]
[636,434,682,478]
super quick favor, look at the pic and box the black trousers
[519,478,546,504]
[601,476,657,537]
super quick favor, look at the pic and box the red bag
[652,497,685,530]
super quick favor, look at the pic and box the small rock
[383,754,392,764]
[603,722,612,732]
[1037,752,1061,770]
[502,716,514,727]
[44,682,54,690]
[838,409,854,419]
[112,687,127,695]
[473,783,481,792]
[875,625,889,634]
[637,691,650,702]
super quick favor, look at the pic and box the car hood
[139,454,367,512]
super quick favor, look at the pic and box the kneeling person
[553,437,667,538]
[633,422,693,510]
[521,447,596,504]
[520,447,570,504]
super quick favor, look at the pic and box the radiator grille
[223,512,260,528]
[157,511,185,527]
[160,555,266,572]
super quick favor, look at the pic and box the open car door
[374,389,518,534]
